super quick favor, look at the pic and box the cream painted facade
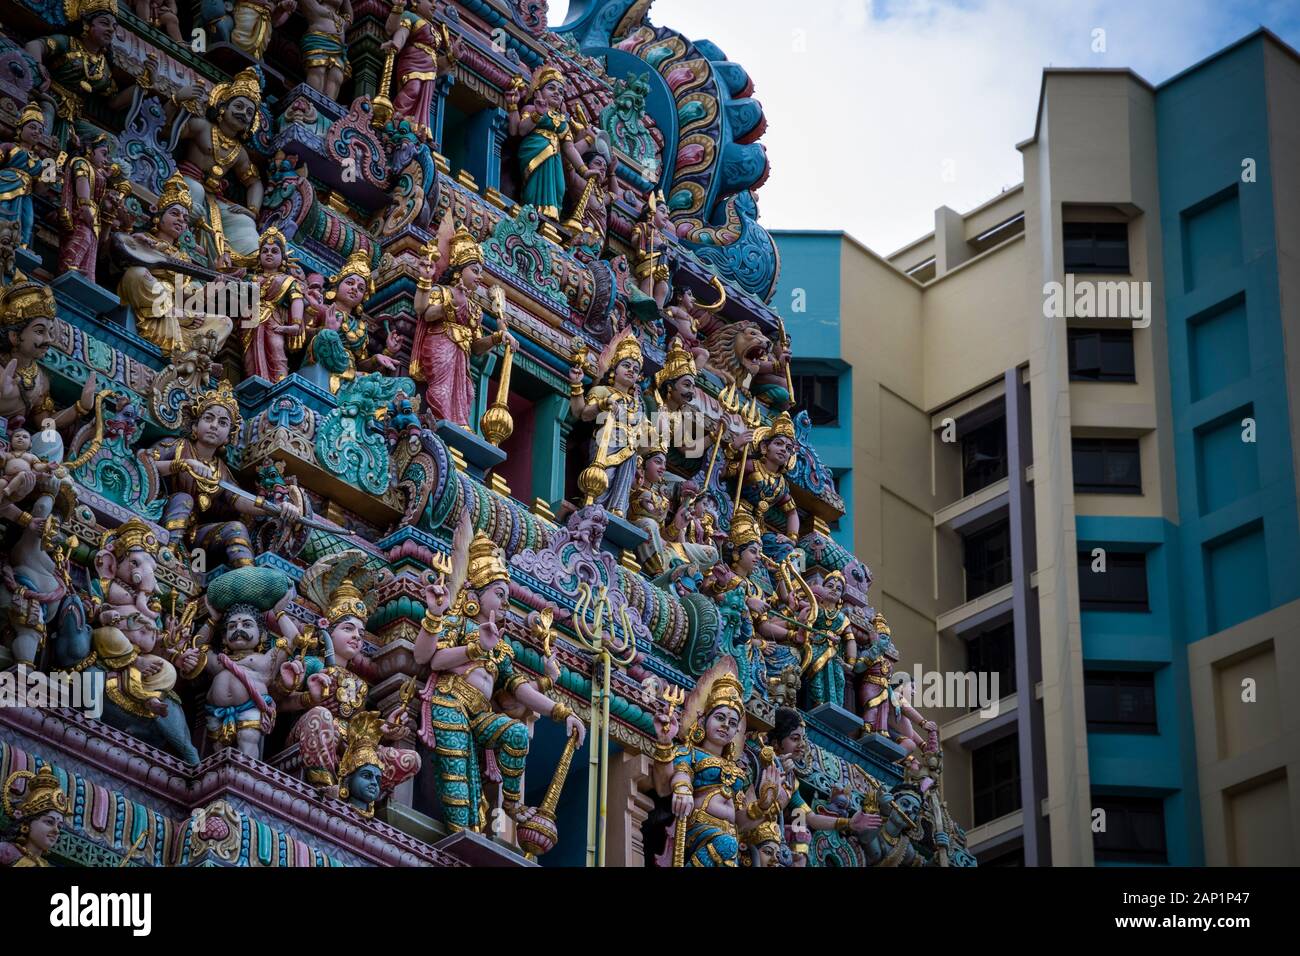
[791,31,1300,866]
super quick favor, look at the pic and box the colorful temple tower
[0,0,973,867]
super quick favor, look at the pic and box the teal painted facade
[1074,516,1203,866]
[1074,31,1300,867]
[772,231,855,549]
[1156,32,1300,641]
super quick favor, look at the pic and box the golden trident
[570,580,637,867]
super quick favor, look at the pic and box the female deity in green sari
[505,65,599,219]
[799,570,854,711]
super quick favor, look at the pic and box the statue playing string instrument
[241,227,305,384]
[117,172,235,356]
[410,220,516,427]
[506,64,599,220]
[650,662,784,867]
[414,516,586,833]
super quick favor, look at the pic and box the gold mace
[672,808,688,867]
[518,728,581,861]
[562,173,598,235]
[479,286,515,446]
[578,399,614,504]
[372,48,399,127]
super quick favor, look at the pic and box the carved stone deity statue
[2,766,71,868]
[301,249,399,393]
[299,0,353,100]
[175,67,266,262]
[414,522,586,833]
[0,275,98,431]
[57,132,113,279]
[148,381,302,568]
[283,552,421,803]
[506,64,599,220]
[117,172,235,355]
[0,103,46,250]
[88,517,204,718]
[649,665,785,867]
[241,227,305,383]
[410,223,515,427]
[567,330,647,518]
[381,0,461,141]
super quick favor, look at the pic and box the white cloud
[640,0,1277,254]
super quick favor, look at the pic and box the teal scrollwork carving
[600,72,660,180]
[67,396,163,520]
[482,205,568,313]
[314,373,415,495]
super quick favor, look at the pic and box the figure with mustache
[197,594,304,758]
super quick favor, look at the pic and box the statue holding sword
[148,381,305,570]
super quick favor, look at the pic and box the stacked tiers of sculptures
[0,0,952,868]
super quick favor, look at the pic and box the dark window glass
[1085,671,1158,733]
[966,622,1017,709]
[1068,329,1136,382]
[964,522,1012,599]
[1093,796,1167,863]
[1073,438,1141,494]
[1078,551,1149,611]
[1064,221,1130,273]
[961,417,1008,495]
[793,375,839,427]
[972,736,1021,826]
[978,845,1025,866]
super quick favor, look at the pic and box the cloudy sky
[553,0,1300,255]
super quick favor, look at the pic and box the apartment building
[773,28,1300,866]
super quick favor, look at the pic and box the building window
[793,374,839,427]
[1085,671,1157,733]
[1073,437,1141,494]
[1063,221,1130,273]
[1077,551,1149,611]
[971,735,1021,826]
[961,417,1008,495]
[966,622,1017,708]
[1092,795,1167,863]
[964,521,1012,599]
[977,844,1025,866]
[1068,329,1136,382]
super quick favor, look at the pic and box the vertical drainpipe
[1004,365,1051,864]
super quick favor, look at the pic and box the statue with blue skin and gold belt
[651,664,785,867]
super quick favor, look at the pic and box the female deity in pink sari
[409,222,516,428]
